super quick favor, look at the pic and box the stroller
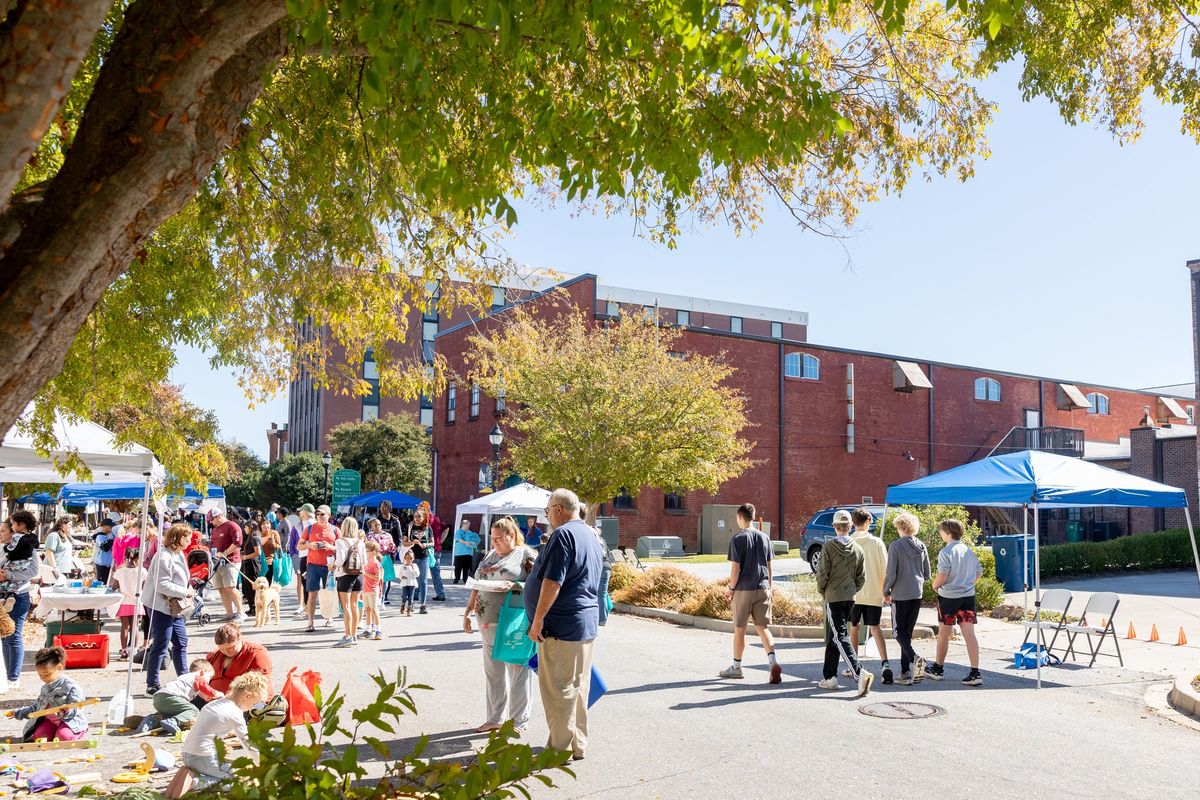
[186,548,215,626]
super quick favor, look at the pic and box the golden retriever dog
[253,576,281,627]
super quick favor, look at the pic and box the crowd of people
[720,504,984,693]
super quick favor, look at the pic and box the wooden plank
[0,739,99,753]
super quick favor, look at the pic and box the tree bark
[0,0,113,217]
[0,0,289,435]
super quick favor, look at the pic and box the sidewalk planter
[1167,674,1200,719]
[614,602,933,640]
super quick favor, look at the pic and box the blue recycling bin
[991,535,1036,593]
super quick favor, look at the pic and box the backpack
[342,543,361,576]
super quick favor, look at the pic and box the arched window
[974,377,1001,402]
[785,353,819,380]
[1086,392,1109,415]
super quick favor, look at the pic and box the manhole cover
[858,702,945,720]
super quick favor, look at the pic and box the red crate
[53,634,110,669]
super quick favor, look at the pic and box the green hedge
[1039,528,1198,577]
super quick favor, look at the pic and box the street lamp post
[322,450,333,505]
[488,424,504,492]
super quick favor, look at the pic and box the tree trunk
[0,0,288,435]
[0,0,113,216]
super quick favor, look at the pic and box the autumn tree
[2,0,995,486]
[328,413,431,495]
[465,299,753,519]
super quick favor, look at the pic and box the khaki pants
[480,624,533,727]
[537,637,594,757]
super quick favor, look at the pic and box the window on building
[420,395,433,429]
[606,301,619,318]
[730,316,743,334]
[771,321,783,338]
[469,382,480,418]
[786,353,820,380]
[676,309,690,326]
[664,493,684,512]
[643,305,655,321]
[361,405,380,422]
[1086,392,1110,415]
[362,350,380,418]
[422,341,435,364]
[491,286,506,309]
[613,488,636,510]
[422,320,438,342]
[495,379,506,413]
[667,351,686,360]
[447,382,456,423]
[423,286,440,322]
[1189,406,1196,425]
[974,377,1001,402]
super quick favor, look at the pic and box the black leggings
[453,555,473,583]
[892,599,922,674]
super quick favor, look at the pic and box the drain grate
[858,701,945,720]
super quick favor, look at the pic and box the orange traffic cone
[1149,624,1160,642]
[1177,628,1188,646]
[1127,622,1136,639]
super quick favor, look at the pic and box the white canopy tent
[455,482,551,548]
[0,411,164,717]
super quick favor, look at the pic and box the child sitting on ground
[361,540,383,640]
[180,671,270,789]
[10,646,89,741]
[112,547,142,660]
[398,549,419,616]
[134,658,222,737]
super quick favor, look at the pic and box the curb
[613,603,934,640]
[1167,673,1200,719]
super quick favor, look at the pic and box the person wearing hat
[815,509,872,696]
[299,504,339,632]
[208,510,246,621]
[92,518,116,584]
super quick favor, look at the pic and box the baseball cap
[832,509,853,525]
[299,503,315,515]
[316,504,331,516]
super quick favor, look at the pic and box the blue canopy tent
[16,492,55,505]
[341,489,423,510]
[885,449,1200,687]
[59,481,156,502]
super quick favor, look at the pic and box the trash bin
[991,535,1036,593]
[1065,521,1086,543]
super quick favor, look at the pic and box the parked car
[799,505,886,573]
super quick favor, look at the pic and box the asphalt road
[4,566,1198,799]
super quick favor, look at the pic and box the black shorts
[850,603,882,626]
[335,575,362,593]
[937,594,977,626]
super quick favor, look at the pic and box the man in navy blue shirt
[525,488,603,760]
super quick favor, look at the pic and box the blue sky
[173,66,1199,459]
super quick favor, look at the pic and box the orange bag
[281,667,321,725]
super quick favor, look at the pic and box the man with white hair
[525,488,604,761]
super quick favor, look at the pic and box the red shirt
[206,640,272,695]
[363,559,382,593]
[210,520,243,564]
[301,523,338,567]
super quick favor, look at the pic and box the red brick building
[279,271,1195,551]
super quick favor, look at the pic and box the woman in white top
[142,524,195,693]
[42,518,78,579]
[333,517,367,648]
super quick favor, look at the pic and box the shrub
[770,589,824,625]
[974,546,997,580]
[679,580,732,621]
[607,561,638,594]
[973,576,1006,611]
[1038,528,1198,577]
[613,566,706,611]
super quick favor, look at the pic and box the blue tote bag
[491,591,537,666]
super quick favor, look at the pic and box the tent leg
[1185,508,1200,594]
[1033,504,1042,690]
[1022,505,1028,616]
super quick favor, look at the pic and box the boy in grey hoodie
[882,512,931,685]
[815,510,871,696]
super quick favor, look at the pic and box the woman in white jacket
[333,517,367,648]
[143,523,195,693]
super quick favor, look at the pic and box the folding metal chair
[609,549,627,565]
[1020,588,1073,656]
[622,547,647,570]
[1062,592,1123,667]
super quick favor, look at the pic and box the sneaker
[926,663,944,681]
[6,680,17,692]
[145,686,160,696]
[961,669,983,687]
[293,607,307,617]
[769,664,782,684]
[333,636,354,648]
[433,596,447,601]
[857,670,875,697]
[913,656,926,683]
[372,631,383,641]
[882,667,894,685]
[358,630,373,639]
[841,668,854,678]
[158,718,180,737]
[419,605,428,614]
[817,677,840,690]
[896,672,914,686]
[718,664,744,679]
